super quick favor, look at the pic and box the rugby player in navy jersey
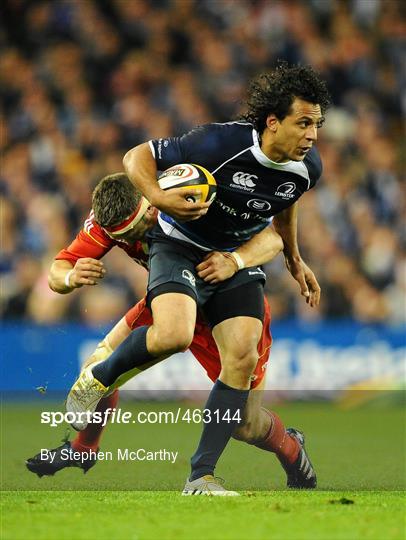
[26,174,287,480]
[67,63,330,495]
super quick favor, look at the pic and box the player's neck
[259,130,290,163]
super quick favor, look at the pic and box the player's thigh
[204,279,265,330]
[209,280,264,365]
[148,292,197,353]
[213,316,262,365]
[147,235,200,306]
[214,317,262,389]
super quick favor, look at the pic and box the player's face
[265,98,324,162]
[121,205,158,242]
[105,205,158,243]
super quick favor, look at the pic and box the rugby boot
[282,428,317,489]
[66,362,107,431]
[26,441,97,477]
[182,475,239,496]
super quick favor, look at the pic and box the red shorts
[125,296,272,389]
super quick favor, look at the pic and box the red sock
[71,390,119,453]
[255,409,300,465]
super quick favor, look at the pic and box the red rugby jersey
[55,210,149,268]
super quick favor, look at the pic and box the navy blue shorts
[146,225,265,327]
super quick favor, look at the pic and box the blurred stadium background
[1,0,405,395]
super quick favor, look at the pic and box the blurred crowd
[1,0,405,327]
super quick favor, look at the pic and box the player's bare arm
[197,226,284,284]
[123,142,211,221]
[273,202,321,307]
[48,258,106,294]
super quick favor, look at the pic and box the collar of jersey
[250,129,310,184]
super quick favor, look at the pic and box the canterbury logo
[231,172,257,191]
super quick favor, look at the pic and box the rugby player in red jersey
[27,173,307,489]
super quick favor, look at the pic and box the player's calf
[253,410,317,489]
[232,415,266,445]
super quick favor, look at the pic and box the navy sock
[92,326,155,387]
[190,379,249,481]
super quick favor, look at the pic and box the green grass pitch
[1,400,405,539]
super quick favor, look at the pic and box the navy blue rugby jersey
[149,121,322,251]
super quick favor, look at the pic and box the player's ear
[266,114,279,132]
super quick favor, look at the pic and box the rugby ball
[158,164,217,203]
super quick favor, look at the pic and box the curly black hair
[240,61,331,133]
[92,173,142,227]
